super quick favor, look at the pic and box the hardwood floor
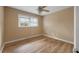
[3,36,73,53]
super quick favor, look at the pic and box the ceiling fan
[37,6,50,14]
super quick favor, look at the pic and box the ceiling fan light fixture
[37,6,50,14]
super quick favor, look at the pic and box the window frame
[18,14,38,28]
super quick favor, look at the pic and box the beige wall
[4,7,74,43]
[4,7,43,42]
[43,7,74,43]
[0,7,4,50]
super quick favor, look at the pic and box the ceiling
[9,6,71,16]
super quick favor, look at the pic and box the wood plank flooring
[3,36,73,53]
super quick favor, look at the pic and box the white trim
[5,34,43,44]
[44,34,74,44]
[3,33,74,53]
[0,44,5,53]
[5,33,74,44]
[73,48,79,53]
[74,6,76,50]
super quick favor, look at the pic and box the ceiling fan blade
[38,10,41,14]
[38,9,41,14]
[42,9,50,12]
[41,6,47,8]
[39,6,47,9]
[37,6,49,14]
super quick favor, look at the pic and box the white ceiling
[9,6,71,16]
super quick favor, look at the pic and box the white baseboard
[5,34,43,44]
[3,33,74,52]
[0,44,5,53]
[5,33,74,44]
[73,48,79,53]
[44,34,74,44]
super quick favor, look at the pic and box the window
[18,15,38,27]
[30,17,38,27]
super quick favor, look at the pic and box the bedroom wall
[4,7,43,42]
[43,7,74,43]
[0,7,4,51]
